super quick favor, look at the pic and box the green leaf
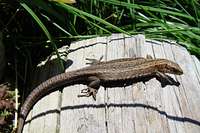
[20,2,64,71]
[54,2,130,35]
[99,0,197,22]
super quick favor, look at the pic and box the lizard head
[157,59,183,75]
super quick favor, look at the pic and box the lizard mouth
[177,71,183,75]
[174,67,183,75]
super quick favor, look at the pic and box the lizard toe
[89,88,98,101]
[81,88,89,93]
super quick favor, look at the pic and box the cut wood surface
[23,34,200,133]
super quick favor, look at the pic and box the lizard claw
[80,88,89,93]
[77,87,97,100]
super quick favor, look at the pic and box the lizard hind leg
[77,87,98,100]
[86,56,103,65]
[77,76,100,100]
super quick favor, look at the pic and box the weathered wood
[25,34,200,133]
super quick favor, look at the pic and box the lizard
[16,55,183,133]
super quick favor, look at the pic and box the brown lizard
[16,55,183,133]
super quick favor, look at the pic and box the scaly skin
[17,56,183,133]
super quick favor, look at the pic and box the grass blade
[54,2,130,35]
[20,2,64,70]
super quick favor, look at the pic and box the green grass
[17,0,200,57]
[20,2,64,71]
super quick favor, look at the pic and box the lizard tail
[16,117,24,133]
[16,70,89,133]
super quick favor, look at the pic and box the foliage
[17,0,200,57]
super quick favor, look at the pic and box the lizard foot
[146,54,153,59]
[86,56,103,65]
[77,87,97,100]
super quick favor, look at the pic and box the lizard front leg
[77,76,100,100]
[155,71,180,87]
